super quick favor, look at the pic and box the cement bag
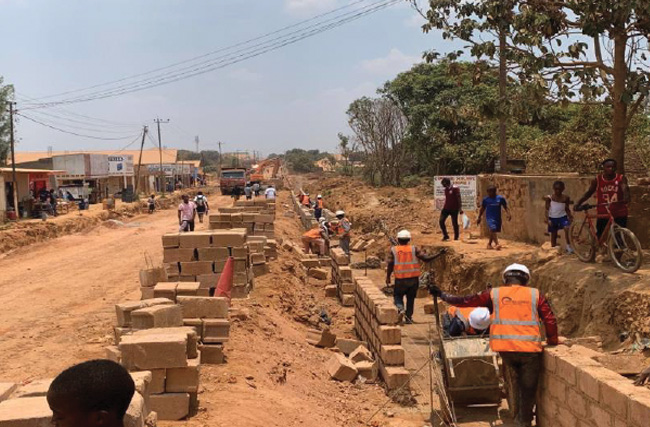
[462,213,471,230]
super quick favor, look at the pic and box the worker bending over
[430,264,558,427]
[386,229,445,324]
[444,306,491,337]
[302,217,330,255]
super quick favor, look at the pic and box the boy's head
[47,359,135,427]
[197,191,203,196]
[182,195,189,203]
[602,158,617,176]
[150,194,155,199]
[552,181,565,195]
[441,178,451,188]
[487,185,497,198]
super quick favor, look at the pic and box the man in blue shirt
[477,185,511,250]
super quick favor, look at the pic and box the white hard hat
[397,229,411,240]
[469,308,491,331]
[317,194,322,198]
[502,263,531,280]
[335,210,345,216]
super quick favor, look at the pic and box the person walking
[178,194,196,232]
[544,181,573,253]
[439,178,462,241]
[430,263,558,427]
[49,189,58,217]
[244,183,253,200]
[265,184,276,200]
[477,185,512,250]
[252,182,261,197]
[147,194,156,214]
[193,191,209,223]
[385,229,446,324]
[314,194,324,220]
[334,210,352,258]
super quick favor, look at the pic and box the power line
[26,109,142,134]
[22,0,400,109]
[16,112,142,141]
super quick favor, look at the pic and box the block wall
[330,247,354,307]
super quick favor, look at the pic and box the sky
[0,0,451,156]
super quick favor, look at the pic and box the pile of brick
[209,212,275,239]
[233,198,276,213]
[107,295,230,420]
[159,230,254,299]
[291,191,318,229]
[0,373,157,427]
[350,237,376,253]
[329,247,354,307]
[353,276,409,390]
[305,330,378,383]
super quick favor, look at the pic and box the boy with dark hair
[543,181,573,253]
[477,185,511,250]
[47,359,135,427]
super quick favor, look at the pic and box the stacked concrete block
[291,191,318,230]
[209,212,275,239]
[353,276,409,390]
[139,266,168,300]
[330,247,354,307]
[537,345,650,427]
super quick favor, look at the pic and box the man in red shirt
[439,178,462,241]
[576,158,630,237]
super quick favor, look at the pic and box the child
[544,181,574,253]
[477,185,511,250]
[147,194,156,214]
[47,359,135,427]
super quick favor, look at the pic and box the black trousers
[393,278,419,319]
[596,216,627,238]
[501,352,542,426]
[439,209,460,239]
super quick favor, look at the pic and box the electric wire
[16,112,142,141]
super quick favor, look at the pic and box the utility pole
[498,27,507,173]
[154,118,170,196]
[134,125,148,196]
[9,102,18,217]
[195,135,199,153]
[218,141,224,175]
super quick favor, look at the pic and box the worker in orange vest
[386,229,446,324]
[302,192,311,208]
[301,217,329,255]
[430,263,558,427]
[314,194,324,220]
[445,306,490,337]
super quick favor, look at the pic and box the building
[0,168,64,221]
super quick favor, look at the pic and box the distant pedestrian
[314,194,324,220]
[194,191,209,223]
[439,178,462,241]
[49,189,58,217]
[47,359,135,427]
[544,181,574,253]
[252,182,261,197]
[477,185,511,250]
[265,185,276,200]
[147,194,156,214]
[244,183,253,200]
[178,194,196,232]
[231,186,242,201]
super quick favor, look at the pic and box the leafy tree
[283,148,334,173]
[0,78,15,166]
[337,132,357,176]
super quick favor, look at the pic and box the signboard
[433,175,478,211]
[108,155,134,176]
[147,164,191,177]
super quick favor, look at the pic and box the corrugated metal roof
[0,168,66,174]
[14,148,178,165]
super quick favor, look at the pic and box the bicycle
[570,203,643,273]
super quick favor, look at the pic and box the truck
[219,168,247,195]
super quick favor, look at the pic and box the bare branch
[626,95,646,127]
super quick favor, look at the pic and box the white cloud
[358,48,421,76]
[284,0,339,16]
[228,68,262,83]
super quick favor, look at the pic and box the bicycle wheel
[570,220,596,262]
[608,226,643,273]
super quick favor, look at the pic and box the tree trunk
[611,34,628,173]
[498,27,507,173]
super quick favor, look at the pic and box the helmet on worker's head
[335,210,345,217]
[502,263,531,283]
[317,194,322,199]
[469,308,491,331]
[396,229,411,241]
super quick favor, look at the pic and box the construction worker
[386,230,446,324]
[444,306,490,337]
[302,192,311,208]
[314,194,324,220]
[334,210,352,258]
[430,264,558,427]
[302,218,329,255]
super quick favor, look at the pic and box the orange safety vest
[489,286,543,353]
[303,228,322,240]
[391,245,420,279]
[302,196,310,206]
[447,306,477,335]
[317,199,324,209]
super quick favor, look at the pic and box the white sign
[147,164,191,176]
[108,155,134,176]
[433,175,477,211]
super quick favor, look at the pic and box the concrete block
[326,353,358,382]
[330,247,349,265]
[114,326,132,344]
[116,298,174,327]
[547,375,566,401]
[629,393,650,427]
[196,273,220,289]
[306,328,336,348]
[340,294,355,307]
[179,232,211,248]
[231,284,250,299]
[166,358,199,393]
[177,296,229,319]
[340,282,355,294]
[197,247,228,261]
[325,285,337,297]
[176,282,201,297]
[120,334,188,370]
[308,268,328,280]
[163,248,195,263]
[0,396,52,427]
[302,259,321,269]
[150,369,166,394]
[600,379,639,419]
[162,233,180,248]
[202,319,230,343]
[11,379,53,398]
[250,253,266,265]
[231,246,249,258]
[180,262,213,276]
[140,287,155,300]
[0,384,16,403]
[380,365,410,390]
[378,326,401,345]
[105,345,122,363]
[199,344,225,365]
[125,392,146,427]
[376,305,399,325]
[336,339,367,356]
[566,387,589,418]
[211,230,247,247]
[183,318,203,339]
[178,275,196,282]
[153,282,178,302]
[131,327,199,360]
[232,258,247,273]
[129,371,152,397]
[588,402,613,427]
[252,263,269,277]
[131,305,183,329]
[149,393,190,421]
[381,345,405,366]
[350,346,373,363]
[355,360,378,382]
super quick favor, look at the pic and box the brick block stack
[160,230,254,299]
[537,345,650,427]
[0,374,158,427]
[353,276,409,390]
[208,212,275,239]
[330,247,354,307]
[291,191,317,230]
[108,295,231,421]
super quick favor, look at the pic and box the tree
[337,132,357,176]
[418,0,650,172]
[0,78,15,166]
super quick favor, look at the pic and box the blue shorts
[548,216,570,232]
[486,218,502,232]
